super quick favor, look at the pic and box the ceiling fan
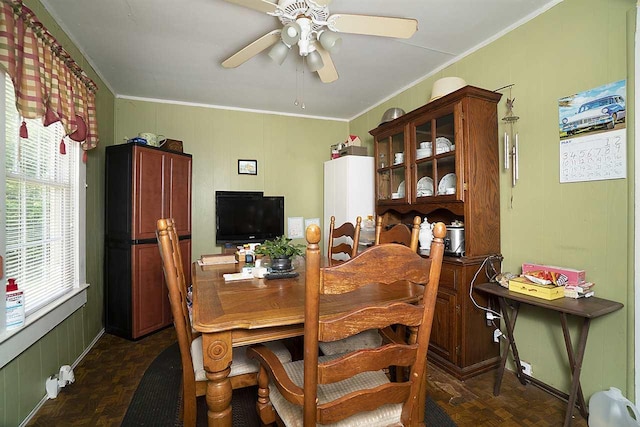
[221,0,418,83]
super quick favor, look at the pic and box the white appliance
[323,156,375,253]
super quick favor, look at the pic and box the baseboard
[518,371,579,406]
[18,328,106,427]
[71,328,105,370]
[428,351,501,380]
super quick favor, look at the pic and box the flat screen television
[215,191,285,244]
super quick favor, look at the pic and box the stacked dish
[416,146,432,159]
[435,137,453,154]
[418,137,453,157]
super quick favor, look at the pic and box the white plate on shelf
[436,137,452,154]
[438,173,456,195]
[417,176,433,196]
[397,180,405,197]
[436,137,452,147]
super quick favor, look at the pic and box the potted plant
[255,235,304,271]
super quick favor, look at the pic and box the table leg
[560,314,588,419]
[561,315,591,427]
[494,298,525,395]
[202,332,234,427]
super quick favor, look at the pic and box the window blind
[4,76,79,315]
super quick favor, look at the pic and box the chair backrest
[156,218,197,402]
[303,221,446,426]
[327,215,362,265]
[374,215,421,252]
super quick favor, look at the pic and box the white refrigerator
[323,156,375,254]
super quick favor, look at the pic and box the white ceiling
[40,0,561,121]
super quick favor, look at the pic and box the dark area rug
[123,342,457,426]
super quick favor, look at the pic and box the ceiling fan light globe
[268,42,290,65]
[319,30,342,53]
[281,22,302,46]
[307,50,324,72]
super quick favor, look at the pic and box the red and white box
[522,263,586,285]
[345,134,362,146]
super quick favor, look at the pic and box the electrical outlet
[287,217,304,239]
[486,311,499,326]
[304,218,320,230]
[493,329,502,343]
[520,361,532,376]
[486,312,492,326]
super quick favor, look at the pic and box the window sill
[0,283,89,369]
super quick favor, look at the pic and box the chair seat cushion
[318,329,383,356]
[191,339,291,382]
[269,356,402,427]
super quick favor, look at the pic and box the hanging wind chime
[502,87,519,188]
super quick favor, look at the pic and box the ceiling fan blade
[308,0,332,7]
[327,14,418,39]
[315,46,338,83]
[222,29,282,68]
[221,0,279,14]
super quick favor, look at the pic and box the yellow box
[508,277,565,300]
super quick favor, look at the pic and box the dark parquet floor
[26,327,588,427]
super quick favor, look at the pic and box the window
[2,72,84,322]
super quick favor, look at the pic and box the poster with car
[558,80,626,183]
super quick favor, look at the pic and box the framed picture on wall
[238,159,257,175]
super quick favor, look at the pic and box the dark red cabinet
[105,143,192,339]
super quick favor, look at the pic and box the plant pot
[270,257,292,271]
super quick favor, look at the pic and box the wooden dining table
[190,258,426,427]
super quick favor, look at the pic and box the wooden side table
[474,282,623,427]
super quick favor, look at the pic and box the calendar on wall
[559,129,626,183]
[558,80,627,183]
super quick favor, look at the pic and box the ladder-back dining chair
[375,215,421,252]
[156,218,292,427]
[247,222,446,427]
[327,215,362,266]
[319,215,424,360]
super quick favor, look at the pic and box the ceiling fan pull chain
[294,61,301,106]
[301,57,306,109]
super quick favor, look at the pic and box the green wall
[1,0,636,424]
[114,100,348,257]
[351,0,635,400]
[0,1,114,425]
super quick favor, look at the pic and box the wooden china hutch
[370,85,502,379]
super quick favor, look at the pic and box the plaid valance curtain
[0,0,98,154]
